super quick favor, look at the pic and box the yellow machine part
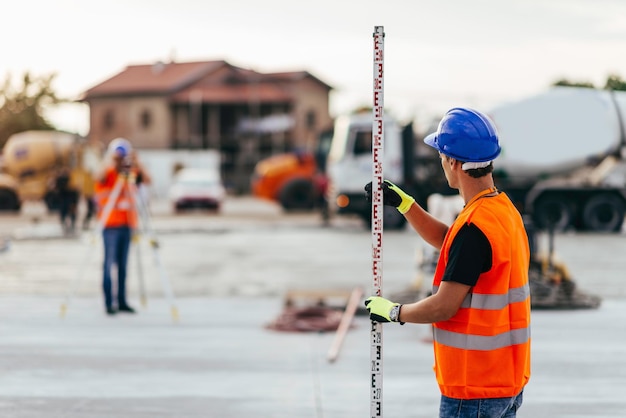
[2,130,82,202]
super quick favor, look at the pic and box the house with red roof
[80,60,333,191]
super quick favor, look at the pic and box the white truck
[326,87,626,232]
[325,111,450,229]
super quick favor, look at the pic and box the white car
[168,168,226,212]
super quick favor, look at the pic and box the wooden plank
[327,287,364,363]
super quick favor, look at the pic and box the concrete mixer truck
[0,130,100,212]
[325,87,626,232]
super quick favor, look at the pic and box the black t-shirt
[441,223,492,287]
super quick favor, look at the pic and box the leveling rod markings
[370,25,385,418]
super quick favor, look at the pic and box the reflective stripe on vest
[433,284,530,310]
[434,325,530,351]
[95,168,138,228]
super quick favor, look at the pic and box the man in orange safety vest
[365,107,531,417]
[95,137,151,316]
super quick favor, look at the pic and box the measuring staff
[368,25,386,418]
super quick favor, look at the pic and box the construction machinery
[325,110,457,229]
[0,130,100,212]
[325,87,626,232]
[524,220,601,309]
[250,130,332,211]
[251,151,321,210]
[490,87,626,232]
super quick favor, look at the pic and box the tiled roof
[81,61,227,98]
[266,71,331,89]
[80,60,332,101]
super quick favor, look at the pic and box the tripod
[60,171,179,321]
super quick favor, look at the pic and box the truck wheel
[582,194,625,232]
[533,196,572,232]
[279,179,315,211]
[45,191,60,212]
[0,190,20,212]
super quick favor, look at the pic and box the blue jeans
[102,226,132,309]
[439,391,523,418]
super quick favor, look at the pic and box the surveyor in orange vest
[365,108,531,417]
[95,137,151,316]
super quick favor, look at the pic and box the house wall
[86,77,331,154]
[87,96,171,149]
[289,78,333,151]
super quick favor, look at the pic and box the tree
[604,74,626,91]
[0,71,63,148]
[552,78,595,89]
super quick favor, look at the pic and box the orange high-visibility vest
[94,167,138,229]
[432,191,531,399]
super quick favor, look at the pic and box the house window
[140,109,152,129]
[306,110,316,129]
[103,110,114,131]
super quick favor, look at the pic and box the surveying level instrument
[60,169,179,322]
[128,178,179,321]
[370,25,385,418]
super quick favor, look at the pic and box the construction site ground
[1,196,625,418]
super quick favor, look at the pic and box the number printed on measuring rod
[373,89,382,108]
[372,387,382,400]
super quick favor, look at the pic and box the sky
[4,0,626,136]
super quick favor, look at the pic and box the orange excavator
[250,130,332,212]
[251,151,324,211]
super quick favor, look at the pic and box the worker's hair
[463,162,494,178]
[443,155,494,178]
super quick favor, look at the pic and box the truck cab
[326,112,406,228]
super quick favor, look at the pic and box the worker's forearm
[398,281,470,324]
[397,295,452,324]
[404,203,449,250]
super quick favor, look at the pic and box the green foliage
[604,74,626,91]
[552,78,595,88]
[0,72,64,148]
[552,74,626,91]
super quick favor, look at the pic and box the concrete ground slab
[0,296,625,417]
[1,197,625,417]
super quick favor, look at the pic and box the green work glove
[364,296,404,324]
[364,180,415,214]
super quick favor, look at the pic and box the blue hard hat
[424,107,501,162]
[115,145,128,157]
[108,137,132,158]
